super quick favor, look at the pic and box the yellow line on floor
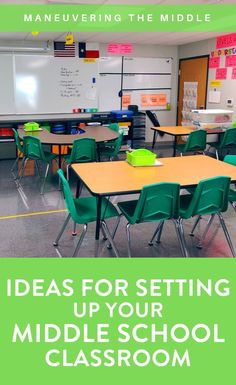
[0,209,67,220]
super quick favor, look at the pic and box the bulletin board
[208,34,236,109]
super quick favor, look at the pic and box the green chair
[11,128,25,179]
[63,138,97,180]
[100,131,124,161]
[99,123,120,151]
[19,136,58,195]
[180,176,235,257]
[117,182,187,257]
[176,129,207,156]
[208,127,236,160]
[224,155,236,212]
[53,169,120,257]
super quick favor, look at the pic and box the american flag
[54,41,75,57]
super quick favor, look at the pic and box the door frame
[176,54,210,125]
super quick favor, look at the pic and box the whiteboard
[123,57,172,74]
[123,74,172,89]
[99,74,121,111]
[14,55,99,114]
[99,57,122,73]
[122,90,171,111]
[0,55,15,114]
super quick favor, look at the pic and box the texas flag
[78,42,100,58]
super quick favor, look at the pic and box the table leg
[152,130,157,149]
[95,196,102,240]
[173,136,177,157]
[75,178,82,198]
[58,145,62,169]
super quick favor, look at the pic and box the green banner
[0,4,235,32]
[0,258,235,385]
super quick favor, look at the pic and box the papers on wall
[216,68,227,80]
[182,82,198,125]
[209,90,221,104]
[232,67,236,80]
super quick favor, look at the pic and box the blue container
[111,110,133,119]
[51,124,66,134]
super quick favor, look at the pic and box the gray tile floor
[0,144,235,258]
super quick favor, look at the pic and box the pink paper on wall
[232,67,236,80]
[209,57,220,68]
[216,68,227,80]
[225,55,236,67]
[107,43,133,55]
[216,33,236,49]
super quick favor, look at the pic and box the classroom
[0,0,236,258]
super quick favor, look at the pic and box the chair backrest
[224,154,236,166]
[23,136,46,161]
[184,176,231,217]
[57,169,78,222]
[131,182,180,224]
[184,130,206,152]
[108,123,119,132]
[146,110,160,127]
[220,128,236,148]
[69,138,96,163]
[12,128,24,153]
[112,130,124,156]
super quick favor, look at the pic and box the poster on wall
[232,67,236,79]
[182,82,198,125]
[216,33,236,49]
[216,67,227,80]
[209,57,220,68]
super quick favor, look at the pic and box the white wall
[179,38,236,121]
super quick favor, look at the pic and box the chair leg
[101,220,119,258]
[101,225,108,241]
[72,224,88,257]
[177,218,189,257]
[126,223,132,258]
[66,164,70,181]
[152,130,157,149]
[11,156,20,179]
[197,214,215,249]
[217,212,236,257]
[231,201,236,213]
[189,215,202,236]
[173,219,187,257]
[215,149,219,160]
[72,221,77,236]
[156,221,164,243]
[35,160,41,176]
[148,221,164,246]
[18,157,28,184]
[53,213,71,246]
[107,214,121,249]
[40,163,50,195]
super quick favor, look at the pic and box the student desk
[151,126,223,156]
[72,155,236,240]
[18,126,118,168]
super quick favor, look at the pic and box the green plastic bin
[24,122,39,131]
[126,149,156,166]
